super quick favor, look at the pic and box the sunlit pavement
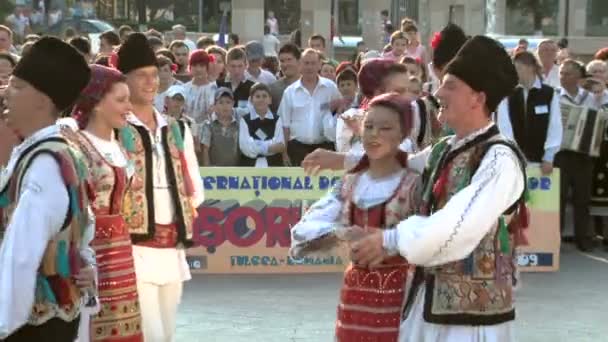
[176,243,608,342]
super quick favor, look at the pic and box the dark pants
[555,151,594,245]
[287,140,335,167]
[3,317,80,342]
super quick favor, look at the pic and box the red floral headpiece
[431,32,442,50]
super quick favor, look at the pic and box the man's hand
[282,152,292,167]
[350,230,387,268]
[302,149,343,175]
[541,161,553,175]
[341,114,363,137]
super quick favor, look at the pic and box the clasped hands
[339,225,389,268]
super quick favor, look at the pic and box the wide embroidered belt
[95,215,128,240]
[136,223,178,248]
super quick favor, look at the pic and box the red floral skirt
[90,215,143,342]
[336,256,412,342]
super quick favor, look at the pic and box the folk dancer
[352,36,528,342]
[68,65,144,341]
[0,37,95,341]
[112,33,204,342]
[291,93,420,341]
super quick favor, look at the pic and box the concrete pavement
[176,243,608,342]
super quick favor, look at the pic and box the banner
[187,168,345,273]
[517,167,561,272]
[187,167,561,274]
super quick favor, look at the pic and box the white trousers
[137,280,183,342]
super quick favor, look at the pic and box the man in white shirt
[0,37,95,341]
[244,41,277,85]
[278,48,341,166]
[537,39,560,89]
[555,59,598,251]
[115,33,204,342]
[4,6,29,43]
[263,25,280,58]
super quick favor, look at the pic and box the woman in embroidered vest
[69,65,143,342]
[291,93,421,342]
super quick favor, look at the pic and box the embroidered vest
[117,117,197,247]
[412,126,527,326]
[0,137,93,326]
[508,85,554,162]
[240,113,283,167]
[338,170,421,232]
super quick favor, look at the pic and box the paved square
[176,244,608,342]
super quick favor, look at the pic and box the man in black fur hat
[113,32,204,342]
[0,36,95,341]
[351,35,526,342]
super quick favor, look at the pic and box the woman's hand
[74,264,96,290]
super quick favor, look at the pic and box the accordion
[560,102,608,157]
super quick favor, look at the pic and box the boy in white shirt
[239,83,285,167]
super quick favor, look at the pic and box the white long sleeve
[383,144,524,267]
[322,86,342,143]
[0,155,69,338]
[239,118,266,159]
[183,123,205,207]
[542,92,563,163]
[322,112,338,143]
[495,99,515,141]
[290,184,344,257]
[260,116,285,155]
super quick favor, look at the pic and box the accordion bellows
[560,102,608,157]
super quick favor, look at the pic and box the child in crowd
[400,56,427,83]
[217,47,255,114]
[334,64,361,152]
[320,60,337,82]
[408,76,422,98]
[154,55,182,113]
[403,23,427,63]
[200,87,241,166]
[164,85,194,127]
[382,31,408,61]
[207,45,227,83]
[183,49,216,127]
[239,83,285,167]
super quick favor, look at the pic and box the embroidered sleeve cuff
[383,229,400,255]
[344,150,363,170]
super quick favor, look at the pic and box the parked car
[47,18,115,54]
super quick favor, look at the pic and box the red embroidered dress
[336,172,418,342]
[77,132,143,342]
[290,169,420,342]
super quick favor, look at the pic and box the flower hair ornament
[431,32,442,50]
[108,52,119,70]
